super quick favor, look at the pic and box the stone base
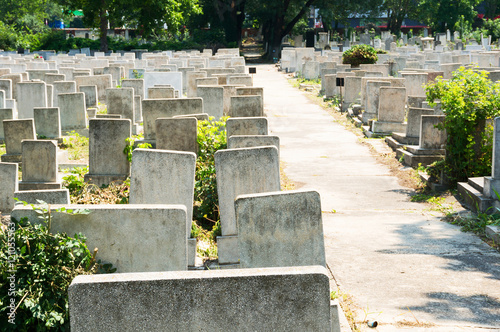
[188,237,197,267]
[14,189,70,204]
[84,173,129,187]
[19,182,62,191]
[396,148,444,167]
[391,132,419,145]
[483,176,500,199]
[1,154,21,163]
[406,145,445,156]
[361,111,376,124]
[486,225,500,243]
[371,121,407,134]
[59,163,88,171]
[385,136,403,151]
[217,235,239,264]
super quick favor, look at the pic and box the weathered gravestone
[0,162,18,213]
[236,190,326,269]
[19,140,60,190]
[155,118,198,154]
[0,108,14,142]
[215,146,280,264]
[1,119,36,162]
[53,81,77,108]
[371,87,407,134]
[78,85,98,108]
[142,98,203,141]
[230,95,263,117]
[227,135,280,155]
[58,93,87,132]
[68,266,333,332]
[84,119,131,186]
[226,117,268,137]
[33,107,62,143]
[196,86,224,119]
[12,204,188,272]
[17,81,47,119]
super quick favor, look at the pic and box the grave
[227,135,280,154]
[129,149,197,265]
[53,81,77,108]
[143,72,183,97]
[371,87,407,135]
[142,98,203,141]
[148,87,175,99]
[397,115,446,167]
[106,88,136,133]
[33,107,62,143]
[84,119,131,186]
[484,117,500,199]
[230,95,263,117]
[155,118,198,154]
[12,204,188,272]
[58,93,87,132]
[0,79,12,99]
[196,86,224,119]
[78,85,98,108]
[226,117,268,137]
[121,79,145,99]
[1,119,36,163]
[75,74,112,101]
[17,81,47,119]
[14,189,69,205]
[18,140,60,190]
[236,190,326,268]
[227,75,253,86]
[362,80,391,124]
[0,108,14,143]
[215,146,280,264]
[68,266,333,331]
[0,162,18,213]
[186,71,207,97]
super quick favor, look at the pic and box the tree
[316,0,382,32]
[416,0,481,32]
[383,0,417,35]
[57,0,201,51]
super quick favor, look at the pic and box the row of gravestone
[2,115,338,331]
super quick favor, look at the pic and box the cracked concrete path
[253,64,500,331]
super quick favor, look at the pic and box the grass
[331,290,360,331]
[191,220,219,260]
[0,143,5,156]
[291,77,321,88]
[60,131,89,161]
[280,161,296,191]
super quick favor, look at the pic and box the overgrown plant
[342,44,378,67]
[0,200,114,330]
[425,67,500,185]
[60,131,89,161]
[123,133,152,162]
[194,117,227,229]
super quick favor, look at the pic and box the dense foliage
[342,44,378,66]
[194,117,227,229]
[0,202,113,331]
[425,67,500,185]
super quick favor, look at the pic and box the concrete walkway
[253,64,500,331]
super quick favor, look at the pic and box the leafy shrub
[425,67,500,185]
[0,202,114,331]
[342,44,378,66]
[194,117,227,228]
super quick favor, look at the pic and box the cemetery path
[254,64,500,331]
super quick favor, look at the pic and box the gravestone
[215,146,280,264]
[419,115,446,150]
[1,119,36,162]
[58,93,87,131]
[143,72,183,97]
[226,117,268,137]
[0,79,12,99]
[230,96,263,117]
[121,79,145,99]
[227,135,279,154]
[362,80,391,124]
[106,88,135,124]
[19,140,60,190]
[53,81,77,108]
[196,86,224,119]
[17,81,47,119]
[148,87,175,99]
[12,204,188,272]
[371,87,407,134]
[33,107,62,142]
[78,85,98,108]
[360,34,371,45]
[84,119,131,186]
[155,118,198,154]
[68,266,332,331]
[129,149,196,236]
[0,162,18,213]
[186,71,207,97]
[14,189,70,205]
[236,190,326,268]
[142,98,203,140]
[74,74,112,101]
[0,108,14,142]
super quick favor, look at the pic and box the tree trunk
[99,0,108,52]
